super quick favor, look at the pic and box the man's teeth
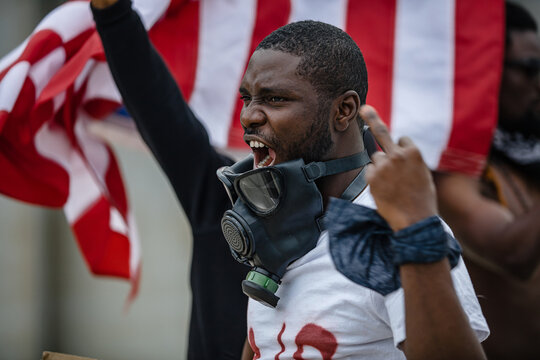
[249,140,271,167]
[250,140,267,148]
[257,154,271,168]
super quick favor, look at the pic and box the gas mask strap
[318,164,370,232]
[340,165,370,201]
[303,150,371,182]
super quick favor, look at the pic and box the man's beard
[277,104,334,164]
[492,111,540,183]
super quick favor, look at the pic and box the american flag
[0,0,504,295]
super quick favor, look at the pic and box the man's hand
[91,0,119,9]
[359,105,486,359]
[360,105,437,231]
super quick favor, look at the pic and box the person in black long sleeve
[91,0,248,359]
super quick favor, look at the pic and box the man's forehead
[240,49,306,90]
[249,49,301,65]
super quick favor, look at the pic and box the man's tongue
[255,148,276,168]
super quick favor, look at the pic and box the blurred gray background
[1,0,540,359]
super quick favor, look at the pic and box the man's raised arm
[434,171,540,280]
[90,0,233,226]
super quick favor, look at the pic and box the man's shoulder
[483,157,540,211]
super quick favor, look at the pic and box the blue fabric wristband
[392,216,460,266]
[325,197,462,296]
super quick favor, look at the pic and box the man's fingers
[370,151,386,164]
[360,105,396,154]
[397,136,415,148]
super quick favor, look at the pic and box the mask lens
[237,169,282,214]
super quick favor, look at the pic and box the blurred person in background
[434,2,540,359]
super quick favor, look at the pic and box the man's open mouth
[249,140,276,168]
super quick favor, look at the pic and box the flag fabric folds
[0,0,504,294]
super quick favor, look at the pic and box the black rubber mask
[217,150,370,307]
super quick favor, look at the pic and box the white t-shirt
[247,187,489,359]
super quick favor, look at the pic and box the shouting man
[92,1,489,358]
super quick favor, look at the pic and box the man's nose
[240,102,266,129]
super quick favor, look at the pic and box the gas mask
[217,150,370,307]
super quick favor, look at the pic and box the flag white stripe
[83,61,122,103]
[0,39,29,74]
[391,0,455,168]
[132,0,171,29]
[34,121,102,223]
[64,157,102,224]
[75,113,111,191]
[53,91,66,114]
[110,207,129,235]
[127,212,141,274]
[35,1,94,43]
[0,62,29,112]
[74,60,95,92]
[189,0,257,148]
[28,47,66,99]
[289,0,348,29]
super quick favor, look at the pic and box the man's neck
[320,167,365,207]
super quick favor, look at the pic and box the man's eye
[268,96,285,102]
[240,95,251,102]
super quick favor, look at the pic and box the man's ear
[333,90,360,132]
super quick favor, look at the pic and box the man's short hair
[506,2,538,47]
[256,20,368,106]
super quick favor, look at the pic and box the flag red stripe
[0,30,61,87]
[83,98,121,119]
[0,111,7,133]
[0,138,69,207]
[63,28,96,60]
[346,0,397,128]
[439,0,504,176]
[149,0,199,102]
[15,30,63,66]
[104,146,129,218]
[72,196,131,279]
[37,32,103,106]
[227,0,291,149]
[0,73,70,206]
[6,77,36,144]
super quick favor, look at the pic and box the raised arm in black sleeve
[91,1,248,359]
[92,0,230,226]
